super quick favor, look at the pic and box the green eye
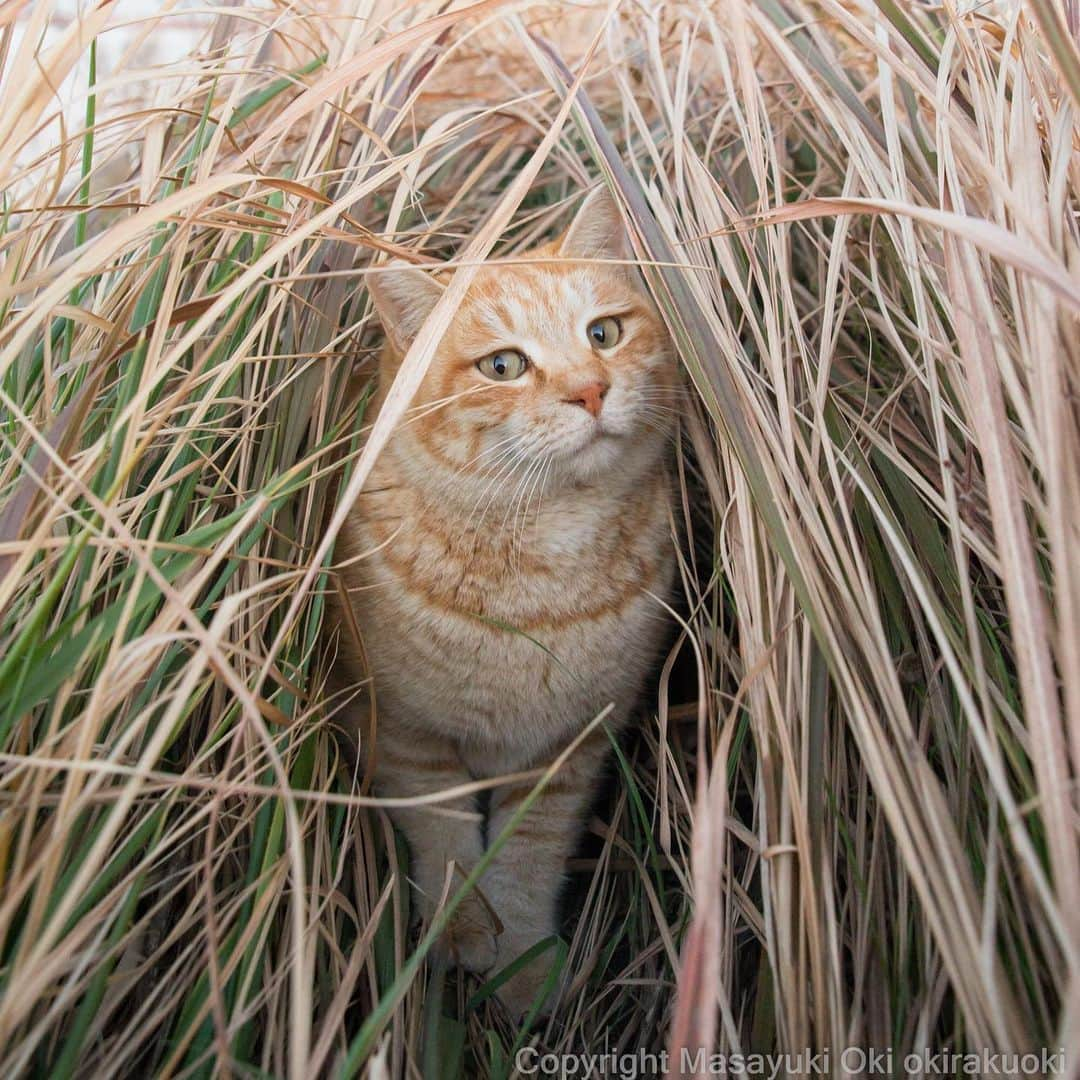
[477,350,528,381]
[587,316,622,349]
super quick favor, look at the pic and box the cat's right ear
[367,261,444,352]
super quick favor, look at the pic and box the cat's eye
[477,350,528,381]
[587,316,622,349]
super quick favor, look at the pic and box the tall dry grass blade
[0,1,1076,1075]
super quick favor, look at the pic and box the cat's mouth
[552,421,623,460]
[594,416,632,441]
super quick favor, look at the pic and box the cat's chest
[358,475,660,620]
[343,473,672,746]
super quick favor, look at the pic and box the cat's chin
[552,429,624,478]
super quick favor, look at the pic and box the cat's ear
[559,187,632,263]
[367,261,444,351]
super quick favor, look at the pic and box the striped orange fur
[332,189,677,1015]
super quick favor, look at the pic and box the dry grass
[1,1,1078,1076]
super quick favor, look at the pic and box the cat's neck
[384,424,666,526]
[386,447,667,569]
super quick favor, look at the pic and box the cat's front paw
[441,894,498,973]
[496,963,559,1020]
[493,940,569,1019]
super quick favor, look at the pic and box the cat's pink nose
[563,380,609,418]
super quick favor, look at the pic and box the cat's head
[368,189,677,490]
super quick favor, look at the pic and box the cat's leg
[374,726,497,973]
[477,727,611,1016]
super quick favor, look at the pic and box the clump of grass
[1,1,1077,1076]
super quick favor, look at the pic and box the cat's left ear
[559,187,632,263]
[367,261,445,353]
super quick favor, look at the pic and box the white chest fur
[341,455,674,764]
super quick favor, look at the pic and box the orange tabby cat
[333,189,677,1014]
